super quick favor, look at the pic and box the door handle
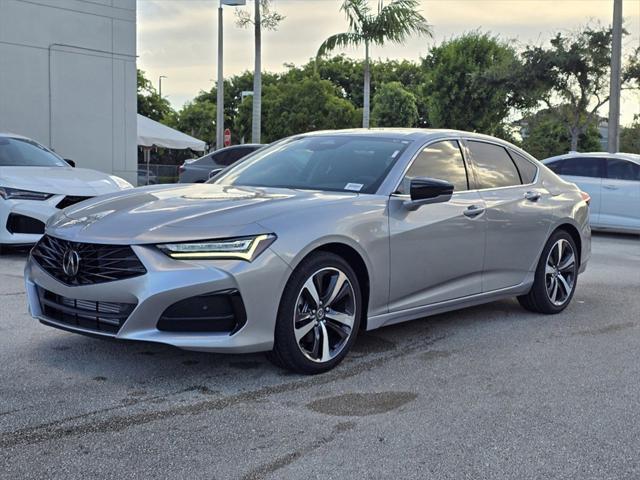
[524,191,541,202]
[603,184,619,190]
[463,205,485,218]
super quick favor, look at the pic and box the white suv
[543,152,640,233]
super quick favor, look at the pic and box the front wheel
[518,230,579,314]
[268,252,362,374]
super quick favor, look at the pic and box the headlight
[157,234,276,261]
[0,187,54,201]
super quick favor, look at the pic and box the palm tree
[237,1,284,143]
[317,0,431,128]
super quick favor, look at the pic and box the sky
[137,0,640,125]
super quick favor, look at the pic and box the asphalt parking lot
[1,233,639,479]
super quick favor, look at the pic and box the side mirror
[208,168,223,180]
[403,177,454,210]
[64,159,76,167]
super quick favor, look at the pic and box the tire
[268,252,362,374]
[518,230,579,314]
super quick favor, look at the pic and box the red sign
[224,128,231,147]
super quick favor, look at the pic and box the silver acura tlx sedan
[25,129,591,374]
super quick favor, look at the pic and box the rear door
[465,140,552,292]
[600,157,640,231]
[388,140,486,311]
[547,157,603,226]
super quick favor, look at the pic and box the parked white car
[0,133,133,252]
[543,152,640,234]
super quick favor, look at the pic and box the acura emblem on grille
[62,249,81,277]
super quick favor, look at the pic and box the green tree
[137,69,173,121]
[166,98,216,147]
[423,32,525,136]
[522,26,638,151]
[371,82,418,127]
[317,0,431,128]
[236,77,359,143]
[620,116,640,154]
[520,107,602,159]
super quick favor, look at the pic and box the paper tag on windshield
[345,183,363,192]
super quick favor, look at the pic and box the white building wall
[0,0,137,184]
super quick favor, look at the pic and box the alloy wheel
[293,267,356,363]
[545,238,577,306]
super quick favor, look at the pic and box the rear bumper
[25,244,292,353]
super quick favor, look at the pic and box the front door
[600,157,640,231]
[388,140,486,312]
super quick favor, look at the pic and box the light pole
[158,75,167,98]
[217,0,246,150]
[607,0,623,153]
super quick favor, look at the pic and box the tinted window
[605,158,640,181]
[509,151,538,184]
[0,137,68,167]
[468,141,521,189]
[556,157,602,178]
[213,136,409,194]
[213,151,234,167]
[398,140,468,194]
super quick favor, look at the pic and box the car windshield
[0,137,68,167]
[210,135,410,194]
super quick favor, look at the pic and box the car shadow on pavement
[28,296,529,391]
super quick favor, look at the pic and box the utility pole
[216,1,224,150]
[158,75,167,98]
[252,0,262,144]
[216,1,246,150]
[608,0,623,153]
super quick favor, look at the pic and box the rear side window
[509,151,538,184]
[605,158,640,181]
[467,141,521,189]
[554,157,602,178]
[398,140,468,194]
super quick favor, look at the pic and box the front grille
[6,213,45,234]
[38,288,135,334]
[31,235,147,286]
[56,196,93,210]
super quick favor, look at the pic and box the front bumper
[0,196,65,245]
[25,244,292,353]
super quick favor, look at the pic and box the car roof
[0,132,33,141]
[543,151,640,165]
[301,128,497,142]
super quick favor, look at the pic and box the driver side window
[398,140,469,194]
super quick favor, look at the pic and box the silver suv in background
[178,144,264,183]
[543,152,640,233]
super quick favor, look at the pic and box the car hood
[0,166,130,195]
[47,183,358,244]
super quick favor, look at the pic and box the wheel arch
[298,242,371,331]
[552,222,582,265]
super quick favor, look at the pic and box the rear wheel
[268,252,361,374]
[518,230,578,314]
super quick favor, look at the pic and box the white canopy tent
[137,114,206,151]
[137,114,206,185]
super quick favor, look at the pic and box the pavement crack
[0,333,446,449]
[240,421,356,480]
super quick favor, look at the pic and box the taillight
[580,191,591,206]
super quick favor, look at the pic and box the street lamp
[217,0,247,150]
[158,75,167,98]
